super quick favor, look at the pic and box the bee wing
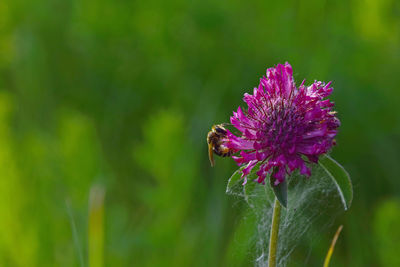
[218,123,241,135]
[208,143,215,167]
[218,122,233,128]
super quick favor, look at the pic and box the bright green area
[0,0,399,266]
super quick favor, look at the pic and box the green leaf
[319,155,353,210]
[269,176,288,208]
[226,162,262,197]
[243,178,255,195]
[226,165,245,193]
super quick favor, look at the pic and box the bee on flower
[206,124,237,167]
[209,62,340,185]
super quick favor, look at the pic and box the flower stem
[268,197,281,267]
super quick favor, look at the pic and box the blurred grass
[89,185,105,267]
[0,0,399,266]
[372,199,400,267]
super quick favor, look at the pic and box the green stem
[268,197,281,267]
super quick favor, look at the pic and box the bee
[207,124,234,167]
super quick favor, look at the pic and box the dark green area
[270,175,288,209]
[0,0,399,266]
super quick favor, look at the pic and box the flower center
[263,102,303,154]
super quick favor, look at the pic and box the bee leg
[208,144,215,167]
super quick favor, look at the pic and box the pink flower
[226,62,340,185]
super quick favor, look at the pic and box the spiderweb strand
[227,164,344,266]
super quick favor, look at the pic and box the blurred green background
[0,0,399,266]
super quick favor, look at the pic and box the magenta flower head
[225,62,340,185]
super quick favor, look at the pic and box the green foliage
[226,162,262,196]
[133,111,198,265]
[319,155,353,210]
